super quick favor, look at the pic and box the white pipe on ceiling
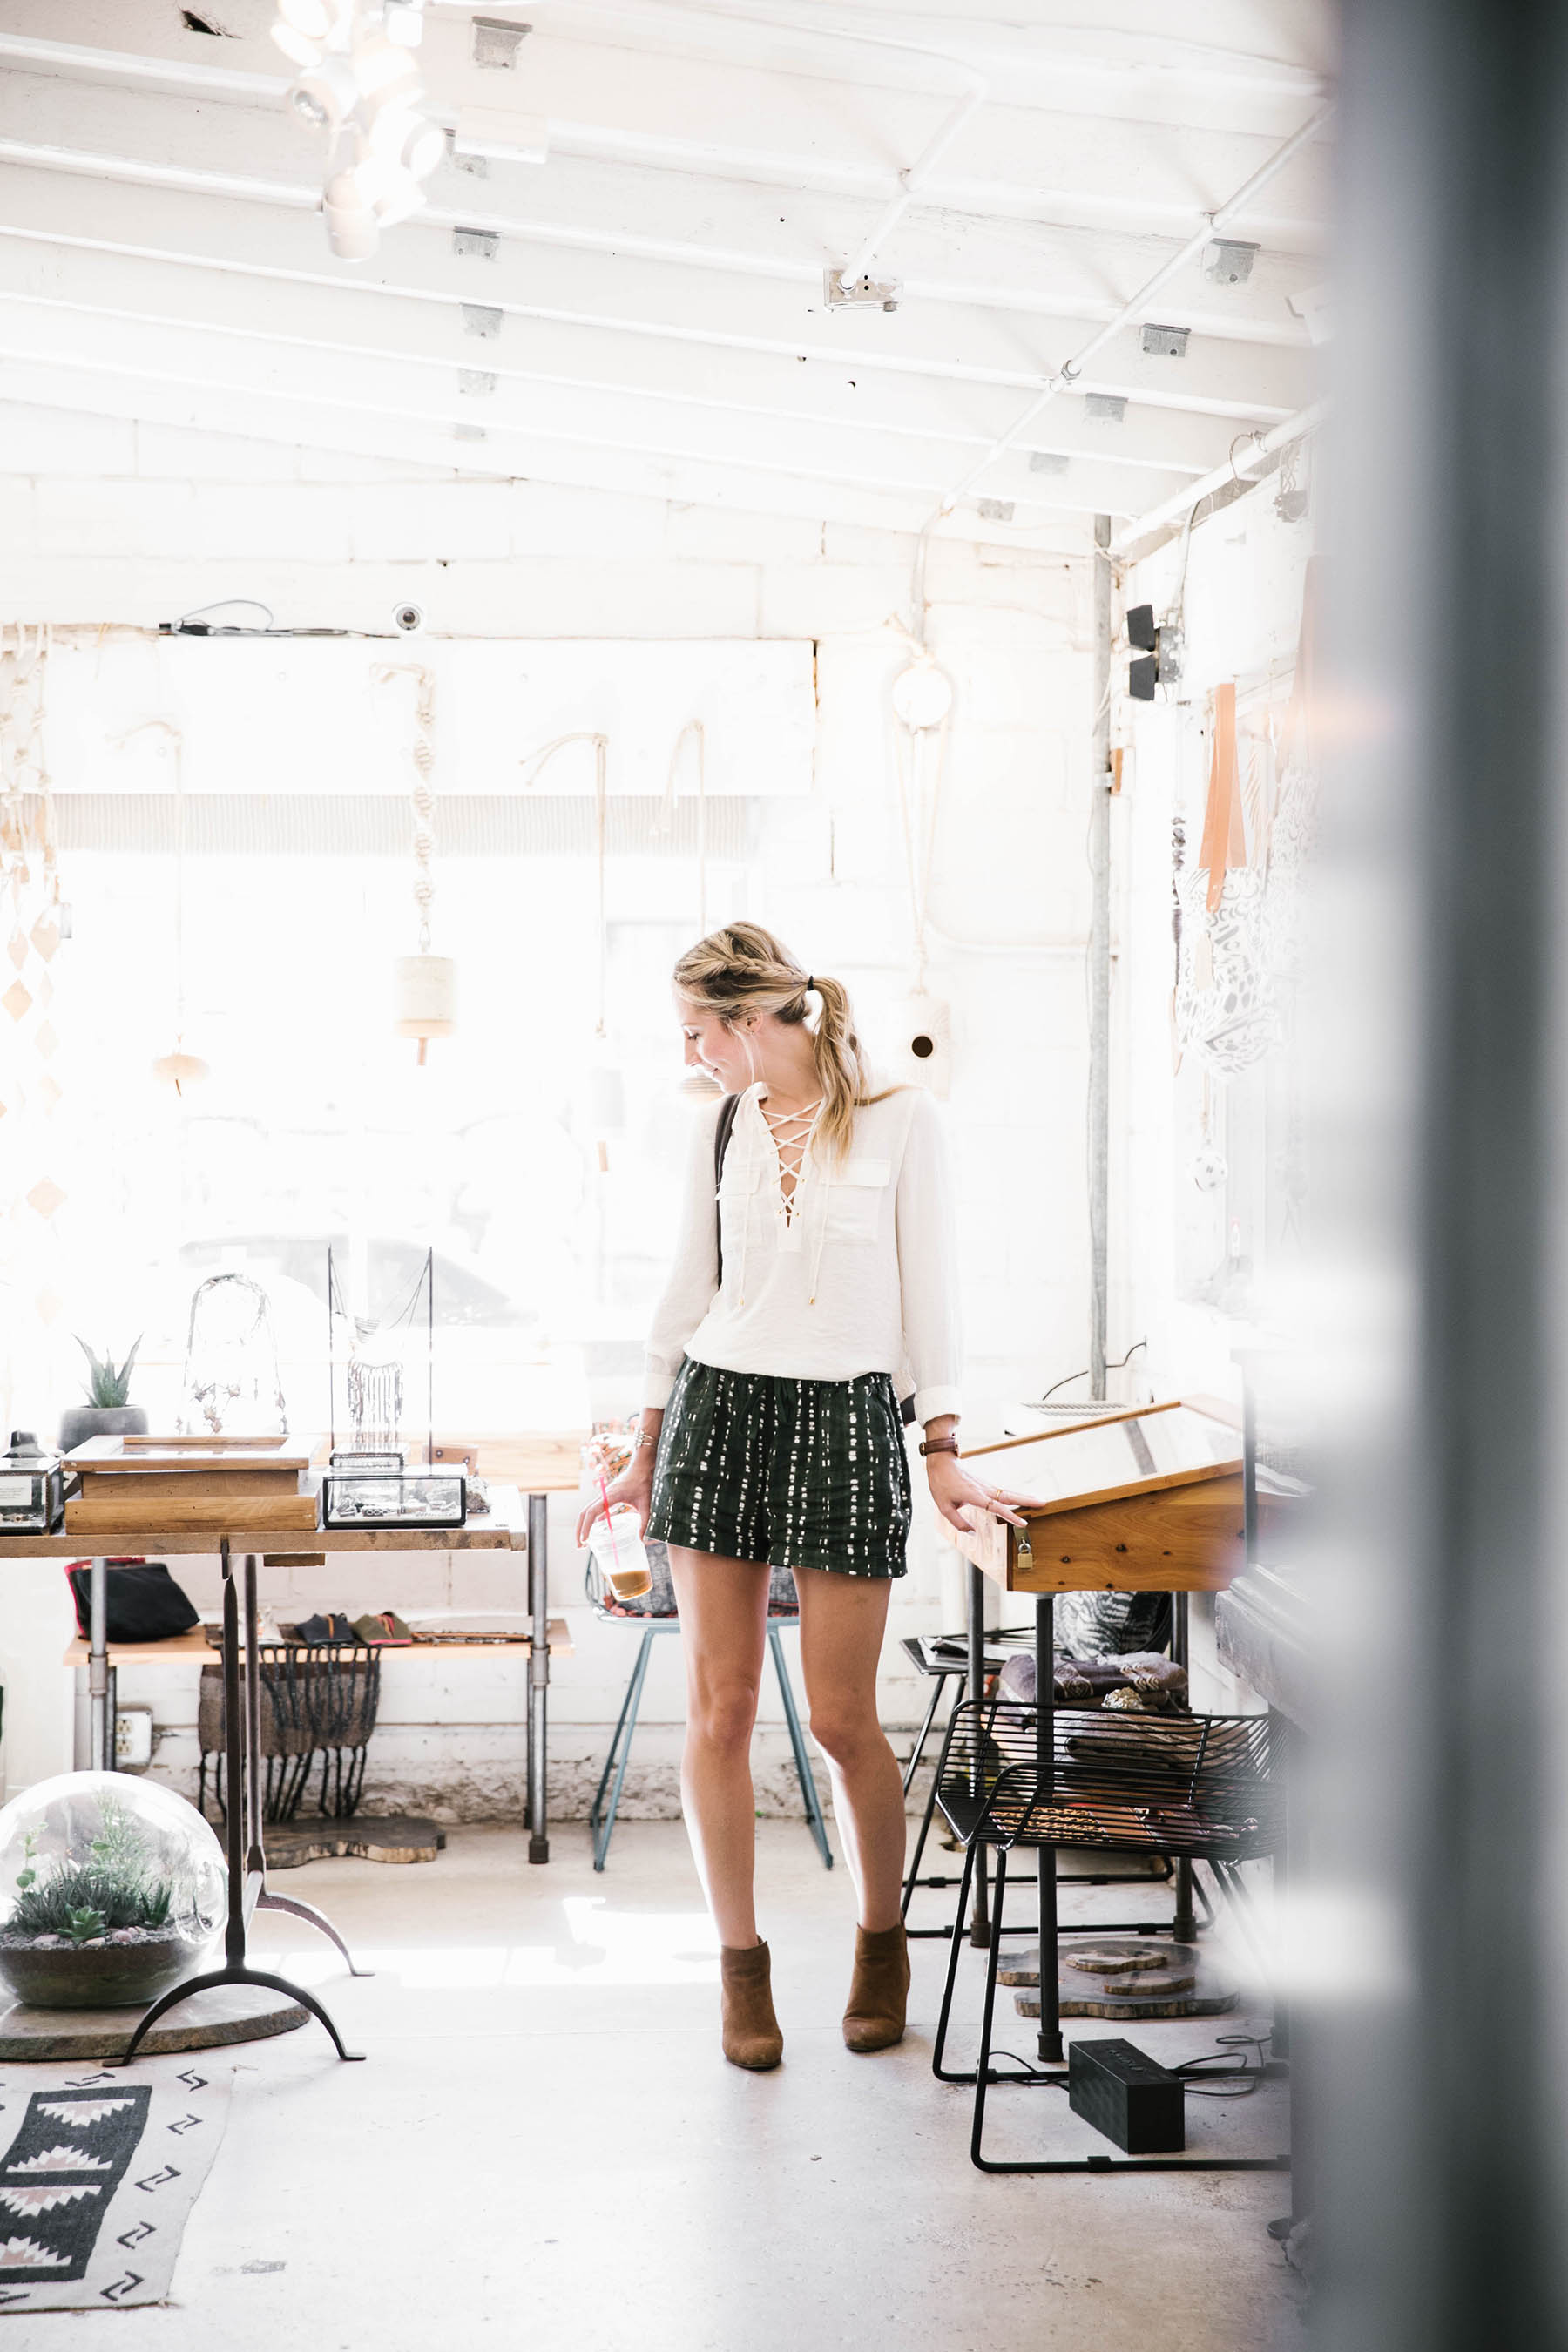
[514,1,988,285]
[1109,398,1326,555]
[909,96,1334,625]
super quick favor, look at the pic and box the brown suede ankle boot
[720,1939,783,2071]
[842,1921,910,2052]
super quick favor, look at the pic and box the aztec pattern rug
[0,2060,233,2312]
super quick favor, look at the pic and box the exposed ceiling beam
[0,236,1254,482]
[0,294,1199,520]
[0,361,1095,554]
[0,11,1331,248]
[0,66,1321,344]
[0,168,1312,426]
[519,0,1334,125]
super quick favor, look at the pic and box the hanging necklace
[760,1093,821,1222]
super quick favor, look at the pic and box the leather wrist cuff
[919,1436,961,1458]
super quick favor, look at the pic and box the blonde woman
[578,923,1027,2071]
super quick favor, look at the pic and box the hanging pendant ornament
[889,645,956,1087]
[380,664,454,1065]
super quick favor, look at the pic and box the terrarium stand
[120,1541,370,2065]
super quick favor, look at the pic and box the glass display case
[0,1431,73,1532]
[320,1469,466,1530]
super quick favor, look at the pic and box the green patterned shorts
[645,1359,911,1578]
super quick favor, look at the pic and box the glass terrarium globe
[0,1771,225,2010]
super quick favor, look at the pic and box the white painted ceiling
[0,1,1335,551]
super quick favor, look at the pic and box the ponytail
[671,922,886,1162]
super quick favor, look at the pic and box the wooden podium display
[943,1399,1247,1594]
[934,1397,1254,2072]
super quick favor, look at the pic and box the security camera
[393,603,424,634]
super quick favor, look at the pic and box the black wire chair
[930,1697,1288,2174]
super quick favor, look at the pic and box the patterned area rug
[0,2060,233,2311]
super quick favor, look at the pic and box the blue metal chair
[586,1558,833,1874]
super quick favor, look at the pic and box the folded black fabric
[289,1611,360,1646]
[66,1559,200,1644]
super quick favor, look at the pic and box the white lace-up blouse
[642,1083,963,1425]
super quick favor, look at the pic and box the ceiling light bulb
[271,20,324,66]
[277,0,335,37]
[290,51,359,132]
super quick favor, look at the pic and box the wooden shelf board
[64,1616,574,1666]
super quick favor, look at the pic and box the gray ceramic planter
[57,1404,149,1455]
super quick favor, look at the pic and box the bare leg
[794,1570,905,1933]
[666,1547,770,1950]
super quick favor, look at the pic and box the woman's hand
[923,1452,1033,1537]
[575,1458,654,1550]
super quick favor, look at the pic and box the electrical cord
[1173,2030,1276,2098]
[978,2026,1277,2099]
[1028,1342,1146,1408]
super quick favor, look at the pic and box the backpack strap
[713,1092,740,1287]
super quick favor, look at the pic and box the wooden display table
[0,1440,588,2066]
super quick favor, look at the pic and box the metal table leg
[88,1557,109,1772]
[119,1544,366,2066]
[528,1491,550,1863]
[247,1552,372,1976]
[965,1562,991,1946]
[1034,1590,1064,2065]
[1171,1591,1198,1943]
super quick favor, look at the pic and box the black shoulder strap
[713,1092,740,1285]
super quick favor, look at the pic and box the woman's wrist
[920,1412,960,1460]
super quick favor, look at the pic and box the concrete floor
[66,1822,1294,2350]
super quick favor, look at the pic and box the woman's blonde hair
[672,922,884,1163]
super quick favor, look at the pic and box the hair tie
[805,975,815,994]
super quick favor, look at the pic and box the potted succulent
[0,1774,224,2011]
[58,1336,147,1454]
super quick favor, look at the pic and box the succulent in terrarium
[7,1800,176,1946]
[76,1335,141,1409]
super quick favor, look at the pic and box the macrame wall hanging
[0,624,69,1369]
[377,663,453,1064]
[1261,562,1318,985]
[1173,679,1279,1077]
[180,1271,287,1437]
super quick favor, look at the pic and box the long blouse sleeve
[894,1089,963,1424]
[641,1098,722,1410]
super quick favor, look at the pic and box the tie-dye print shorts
[645,1358,912,1578]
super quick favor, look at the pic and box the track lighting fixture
[271,0,443,260]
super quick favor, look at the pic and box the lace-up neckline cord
[760,1095,821,1218]
[734,1092,825,1308]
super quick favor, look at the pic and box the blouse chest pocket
[824,1156,891,1245]
[717,1157,760,1260]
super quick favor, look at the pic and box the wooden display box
[941,1401,1247,1595]
[62,1434,322,1535]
